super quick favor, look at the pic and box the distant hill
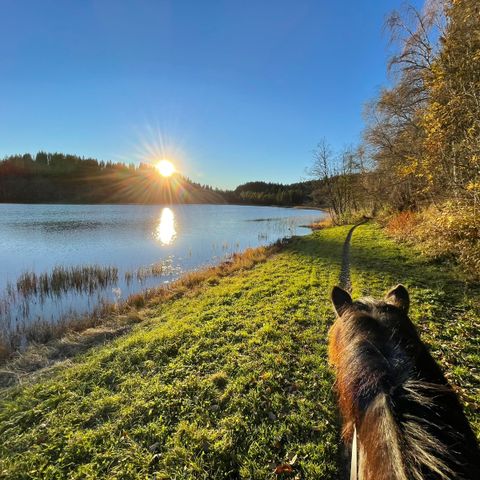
[0,153,321,206]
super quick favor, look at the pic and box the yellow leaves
[467,125,477,138]
[397,157,419,177]
[466,181,480,192]
[422,105,444,135]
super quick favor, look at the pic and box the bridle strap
[350,424,358,480]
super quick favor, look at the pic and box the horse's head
[331,284,410,325]
[327,285,423,439]
[328,286,480,480]
[328,284,418,369]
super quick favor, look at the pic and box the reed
[124,270,133,285]
[15,265,118,299]
[136,262,165,282]
[124,259,180,285]
[1,264,119,358]
[309,216,334,230]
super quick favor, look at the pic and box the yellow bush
[384,203,479,280]
[414,202,479,279]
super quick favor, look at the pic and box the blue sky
[0,0,423,189]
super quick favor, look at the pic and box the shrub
[384,203,479,280]
[414,202,480,280]
[385,210,420,241]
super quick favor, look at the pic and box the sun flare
[155,160,175,177]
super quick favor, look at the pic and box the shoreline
[0,204,325,361]
[0,241,285,386]
[0,201,327,210]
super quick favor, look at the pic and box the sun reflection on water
[155,207,176,245]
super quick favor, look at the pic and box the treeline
[0,152,225,204]
[227,181,318,206]
[0,153,320,206]
[312,0,479,277]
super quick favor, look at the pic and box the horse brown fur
[328,285,480,480]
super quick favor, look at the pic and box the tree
[35,151,49,166]
[363,3,443,210]
[310,140,367,224]
[421,0,480,208]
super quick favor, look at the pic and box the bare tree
[311,140,369,224]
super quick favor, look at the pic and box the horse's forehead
[355,297,385,314]
[351,298,409,331]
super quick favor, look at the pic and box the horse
[328,284,480,480]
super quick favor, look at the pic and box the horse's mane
[330,298,479,480]
[359,384,460,480]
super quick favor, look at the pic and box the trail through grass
[0,225,478,479]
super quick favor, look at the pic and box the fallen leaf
[274,463,293,474]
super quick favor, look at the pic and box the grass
[0,246,277,364]
[0,224,478,479]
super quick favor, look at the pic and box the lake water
[0,204,325,333]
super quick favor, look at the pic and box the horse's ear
[385,284,410,313]
[331,286,353,316]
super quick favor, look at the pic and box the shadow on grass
[285,227,479,302]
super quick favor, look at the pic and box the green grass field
[1,224,478,479]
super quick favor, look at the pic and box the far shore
[0,201,327,210]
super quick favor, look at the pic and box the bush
[385,210,420,241]
[384,203,479,280]
[414,202,480,280]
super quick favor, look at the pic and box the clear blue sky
[0,0,423,189]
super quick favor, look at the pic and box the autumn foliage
[359,0,480,276]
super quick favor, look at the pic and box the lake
[0,204,325,335]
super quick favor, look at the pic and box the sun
[155,160,175,177]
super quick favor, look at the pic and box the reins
[350,424,358,480]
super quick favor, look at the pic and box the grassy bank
[0,225,478,479]
[0,245,278,365]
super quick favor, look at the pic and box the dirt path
[338,219,369,291]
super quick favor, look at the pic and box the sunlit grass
[0,225,478,478]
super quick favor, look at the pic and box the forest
[0,153,227,204]
[229,181,318,206]
[312,0,479,279]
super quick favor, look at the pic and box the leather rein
[350,424,358,480]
